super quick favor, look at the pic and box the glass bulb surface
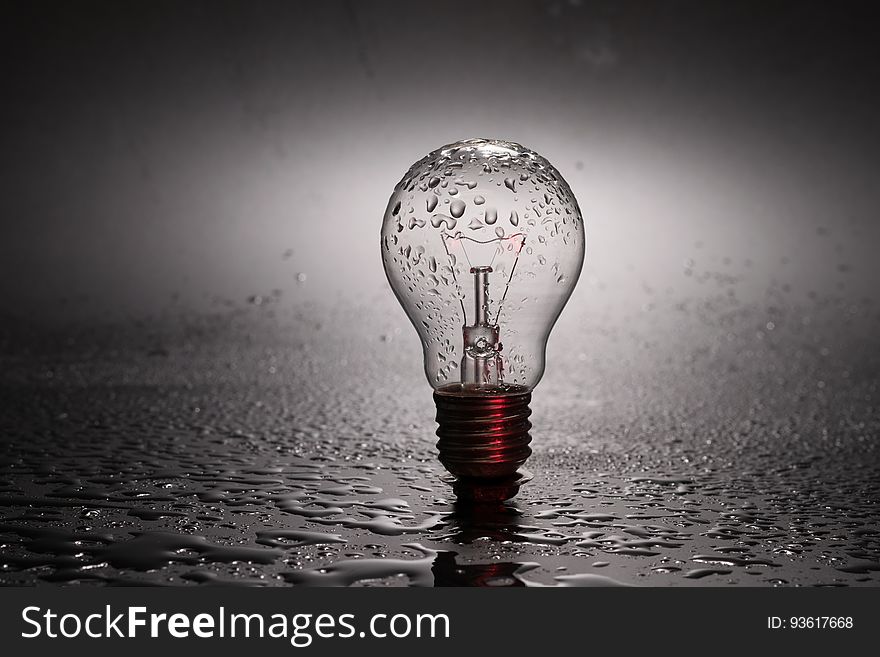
[381,138,585,394]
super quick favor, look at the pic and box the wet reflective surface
[1,297,878,586]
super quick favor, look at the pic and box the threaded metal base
[434,385,532,481]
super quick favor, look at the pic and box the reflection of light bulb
[381,139,585,486]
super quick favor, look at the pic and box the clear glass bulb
[381,138,585,485]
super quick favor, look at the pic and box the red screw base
[433,384,532,483]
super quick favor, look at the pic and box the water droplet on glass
[430,214,457,230]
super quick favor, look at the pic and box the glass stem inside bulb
[473,265,490,326]
[462,266,502,387]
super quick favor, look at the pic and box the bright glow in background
[1,0,877,327]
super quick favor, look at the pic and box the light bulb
[381,139,585,490]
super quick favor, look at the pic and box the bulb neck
[433,385,532,482]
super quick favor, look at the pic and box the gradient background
[2,0,878,333]
[1,0,879,590]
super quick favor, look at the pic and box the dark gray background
[2,0,878,325]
